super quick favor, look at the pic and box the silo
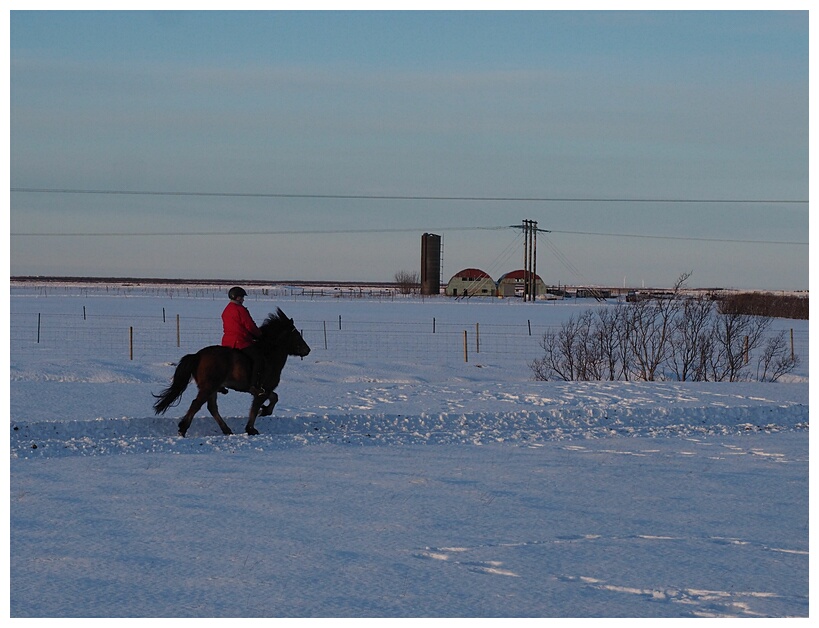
[420,233,442,295]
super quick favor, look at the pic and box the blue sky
[9,10,809,289]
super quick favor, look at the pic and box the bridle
[267,324,307,358]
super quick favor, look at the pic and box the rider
[221,286,266,396]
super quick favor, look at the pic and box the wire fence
[11,289,809,374]
[9,310,554,366]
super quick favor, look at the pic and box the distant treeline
[10,276,400,289]
[716,292,808,320]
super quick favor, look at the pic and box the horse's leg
[206,393,233,435]
[245,394,273,436]
[258,391,279,417]
[178,391,209,437]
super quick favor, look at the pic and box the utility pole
[532,220,537,301]
[523,219,529,300]
[516,219,545,302]
[523,219,538,301]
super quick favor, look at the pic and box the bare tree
[394,270,420,295]
[532,309,626,382]
[756,330,801,382]
[625,296,675,381]
[594,306,630,381]
[575,310,605,381]
[529,328,564,381]
[708,309,771,382]
[627,272,691,381]
[667,295,714,381]
[531,314,589,381]
[530,271,798,384]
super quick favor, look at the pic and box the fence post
[37,313,41,344]
[130,327,134,360]
[476,323,480,353]
[463,330,468,363]
[323,321,328,350]
[790,328,795,361]
[528,319,532,336]
[433,317,436,333]
[743,335,749,364]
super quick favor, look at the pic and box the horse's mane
[258,308,293,340]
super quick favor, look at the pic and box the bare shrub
[667,296,714,381]
[718,292,808,320]
[531,307,633,382]
[531,314,587,381]
[531,273,797,383]
[756,330,801,382]
[594,306,630,381]
[625,273,690,381]
[394,270,420,295]
[708,310,771,382]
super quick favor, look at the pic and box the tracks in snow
[10,402,808,459]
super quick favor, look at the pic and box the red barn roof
[452,268,493,280]
[499,270,543,282]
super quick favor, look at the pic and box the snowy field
[8,283,810,617]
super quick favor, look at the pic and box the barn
[445,268,497,297]
[497,270,547,298]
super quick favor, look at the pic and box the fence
[10,295,809,374]
[9,310,553,367]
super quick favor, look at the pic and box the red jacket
[221,301,261,349]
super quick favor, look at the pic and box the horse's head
[260,308,311,358]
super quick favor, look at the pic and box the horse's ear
[276,307,286,319]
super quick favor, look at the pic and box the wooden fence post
[463,330,468,363]
[130,327,134,360]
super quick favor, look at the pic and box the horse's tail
[152,353,199,415]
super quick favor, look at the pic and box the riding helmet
[228,286,247,300]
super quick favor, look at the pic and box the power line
[9,187,809,204]
[9,226,808,246]
[10,226,508,237]
[542,234,588,281]
[549,229,807,246]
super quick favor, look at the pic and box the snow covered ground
[8,284,810,617]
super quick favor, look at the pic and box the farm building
[445,268,497,297]
[497,270,547,298]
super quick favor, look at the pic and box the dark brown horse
[153,308,310,436]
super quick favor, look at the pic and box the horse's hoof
[246,427,259,436]
[260,405,273,417]
[178,430,187,438]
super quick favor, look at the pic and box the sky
[7,9,810,290]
